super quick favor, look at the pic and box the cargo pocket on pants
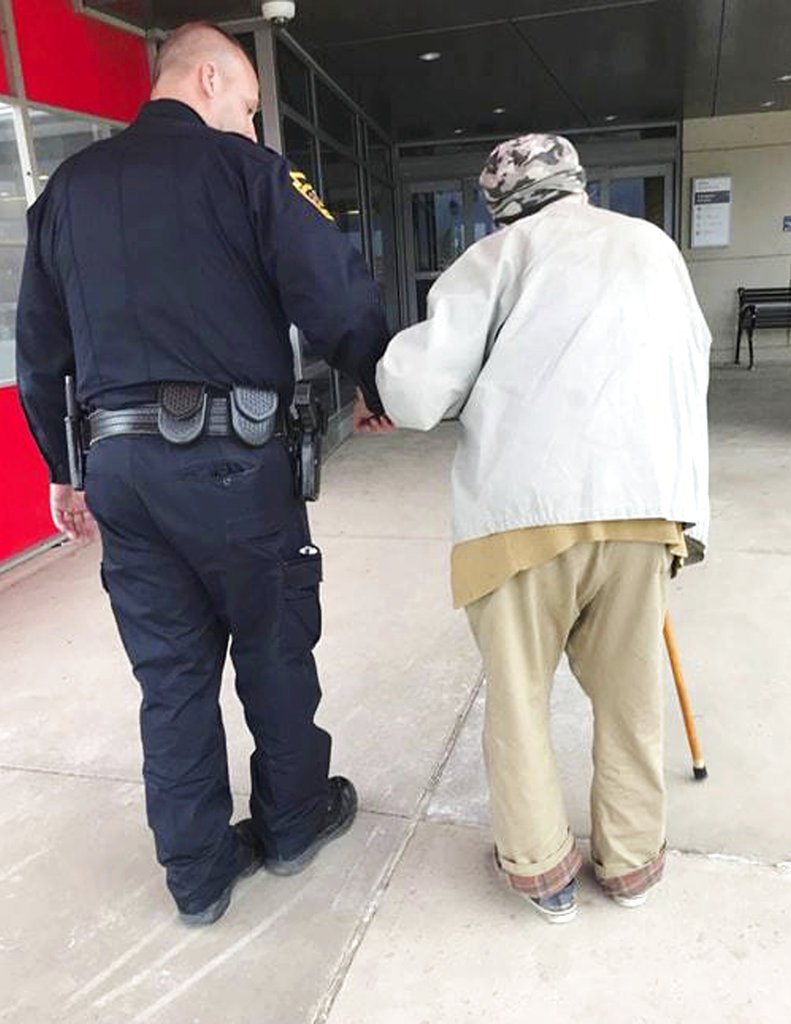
[280,548,323,657]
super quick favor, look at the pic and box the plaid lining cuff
[495,842,584,900]
[597,844,667,899]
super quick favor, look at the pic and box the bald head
[151,22,261,142]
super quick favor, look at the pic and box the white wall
[682,111,791,362]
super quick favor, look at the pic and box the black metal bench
[735,287,791,369]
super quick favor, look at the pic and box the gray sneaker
[264,777,358,877]
[179,819,265,927]
[611,890,649,909]
[526,880,578,924]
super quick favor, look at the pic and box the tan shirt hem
[451,520,687,608]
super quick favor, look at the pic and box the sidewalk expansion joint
[0,762,142,787]
[419,817,791,876]
[310,666,485,1024]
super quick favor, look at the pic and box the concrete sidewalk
[1,358,790,1023]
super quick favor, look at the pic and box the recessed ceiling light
[419,51,441,62]
[604,114,618,122]
[493,106,507,115]
[776,74,791,82]
[760,100,776,107]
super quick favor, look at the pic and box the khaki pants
[467,541,669,899]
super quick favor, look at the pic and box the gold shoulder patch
[289,170,335,222]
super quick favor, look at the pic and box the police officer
[16,21,393,926]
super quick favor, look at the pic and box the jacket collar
[135,99,207,128]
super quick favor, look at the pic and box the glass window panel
[30,109,114,183]
[416,278,433,322]
[586,180,603,207]
[0,104,28,244]
[282,116,318,184]
[471,185,494,243]
[283,125,332,412]
[235,33,257,70]
[321,147,363,253]
[316,79,356,150]
[609,176,665,229]
[0,245,26,382]
[366,126,392,183]
[412,189,464,274]
[369,176,400,332]
[277,43,311,119]
[321,145,363,409]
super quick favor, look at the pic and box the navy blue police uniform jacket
[15,99,390,484]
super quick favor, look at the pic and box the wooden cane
[663,613,708,780]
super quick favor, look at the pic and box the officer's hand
[353,390,396,435]
[50,484,97,543]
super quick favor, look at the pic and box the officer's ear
[199,61,219,99]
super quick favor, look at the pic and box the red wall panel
[0,27,10,95]
[12,0,151,123]
[2,3,152,565]
[0,385,57,562]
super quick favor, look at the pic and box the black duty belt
[88,384,284,449]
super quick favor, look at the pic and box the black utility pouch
[158,383,208,444]
[229,387,279,447]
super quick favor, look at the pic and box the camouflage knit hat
[479,133,586,225]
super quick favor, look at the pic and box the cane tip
[693,765,708,781]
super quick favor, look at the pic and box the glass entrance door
[585,164,674,234]
[406,178,494,321]
[404,164,674,324]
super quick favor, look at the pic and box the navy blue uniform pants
[85,434,331,913]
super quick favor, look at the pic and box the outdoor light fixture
[261,1,295,25]
[453,128,465,134]
[493,107,506,114]
[604,114,618,122]
[776,73,791,82]
[419,51,441,62]
[760,100,776,107]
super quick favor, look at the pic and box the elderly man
[377,134,710,923]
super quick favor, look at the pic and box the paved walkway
[2,356,790,1023]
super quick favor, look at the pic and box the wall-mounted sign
[691,175,732,248]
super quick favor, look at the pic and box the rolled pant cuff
[496,838,584,900]
[596,843,667,898]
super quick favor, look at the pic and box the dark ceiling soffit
[396,119,680,150]
[80,0,662,38]
[305,0,661,50]
[507,19,590,126]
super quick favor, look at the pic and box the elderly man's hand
[50,484,97,543]
[353,390,396,435]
